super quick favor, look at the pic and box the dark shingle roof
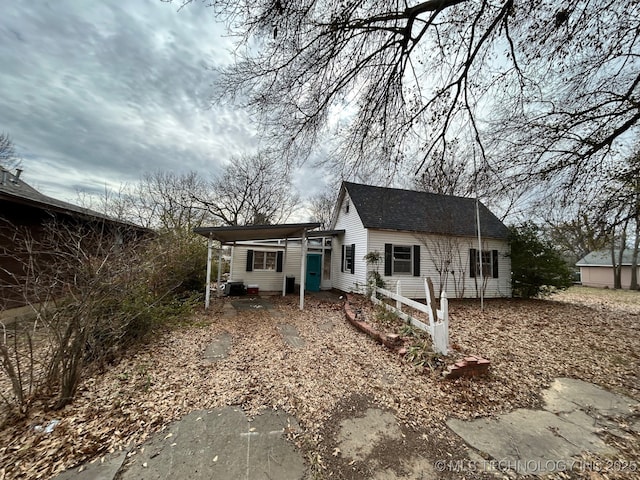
[342,182,509,239]
[0,167,145,229]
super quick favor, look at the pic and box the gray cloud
[0,0,260,202]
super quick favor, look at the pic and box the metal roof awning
[193,222,322,244]
[307,229,345,238]
[194,222,325,312]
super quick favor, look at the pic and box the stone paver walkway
[447,378,639,476]
[202,331,233,362]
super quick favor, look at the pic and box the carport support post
[217,243,223,298]
[300,229,307,310]
[205,236,213,310]
[282,237,288,296]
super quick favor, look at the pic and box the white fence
[370,278,449,355]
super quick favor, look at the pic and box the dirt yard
[1,286,638,479]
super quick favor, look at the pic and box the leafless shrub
[0,217,205,418]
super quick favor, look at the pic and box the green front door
[306,254,322,292]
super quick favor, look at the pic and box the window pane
[393,260,412,273]
[323,250,331,280]
[394,246,411,259]
[475,250,492,277]
[254,251,265,269]
[265,251,277,270]
[393,245,412,274]
[482,251,491,277]
[253,251,277,270]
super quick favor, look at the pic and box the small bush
[374,304,399,329]
[404,340,444,373]
[1,222,206,415]
[364,251,385,296]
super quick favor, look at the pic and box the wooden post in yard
[426,277,437,325]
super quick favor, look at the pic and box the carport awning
[193,222,321,244]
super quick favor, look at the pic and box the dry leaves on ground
[0,287,638,479]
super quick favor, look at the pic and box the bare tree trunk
[612,220,629,289]
[631,220,640,290]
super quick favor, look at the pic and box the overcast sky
[0,1,324,215]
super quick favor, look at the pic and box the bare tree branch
[175,0,639,205]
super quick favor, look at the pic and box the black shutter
[384,243,392,276]
[246,249,254,272]
[413,245,420,277]
[469,248,476,278]
[492,250,499,278]
[276,251,284,272]
[350,244,356,274]
[341,245,345,273]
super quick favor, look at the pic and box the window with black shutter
[248,250,279,271]
[384,243,420,276]
[469,249,499,278]
[343,244,355,273]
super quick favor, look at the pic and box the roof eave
[0,191,151,232]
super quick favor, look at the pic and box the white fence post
[396,280,402,313]
[371,278,449,355]
[440,291,448,320]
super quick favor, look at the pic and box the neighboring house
[0,167,150,309]
[577,249,640,289]
[207,182,511,300]
[330,182,511,298]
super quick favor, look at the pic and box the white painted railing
[370,278,449,355]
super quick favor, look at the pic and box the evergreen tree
[509,223,574,298]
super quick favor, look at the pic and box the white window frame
[253,250,277,271]
[392,244,413,276]
[471,249,498,278]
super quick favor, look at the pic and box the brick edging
[344,294,490,379]
[444,355,491,379]
[344,294,402,350]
